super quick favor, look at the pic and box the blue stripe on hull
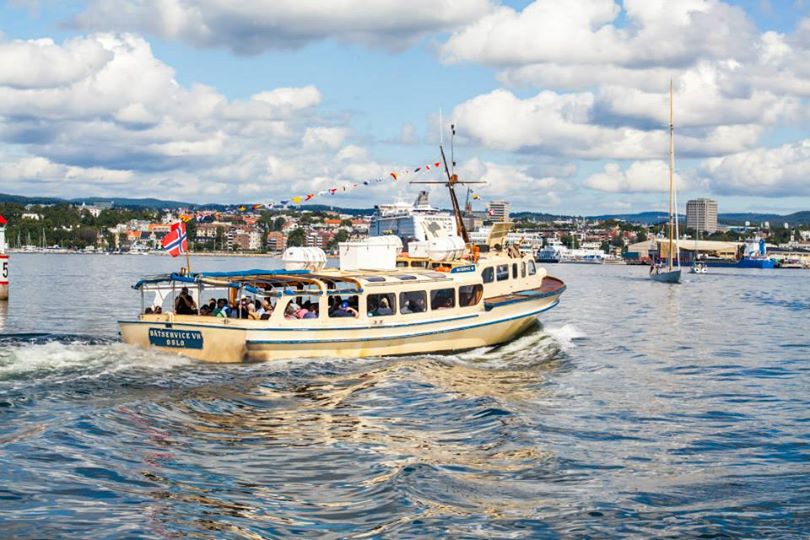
[246,300,560,345]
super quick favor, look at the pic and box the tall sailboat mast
[668,80,675,271]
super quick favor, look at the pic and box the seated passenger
[303,305,318,319]
[411,297,426,313]
[154,306,163,314]
[285,302,300,319]
[247,304,260,320]
[214,298,229,317]
[175,287,197,315]
[330,301,358,318]
[375,297,393,316]
[144,307,153,314]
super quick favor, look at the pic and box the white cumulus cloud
[701,139,810,197]
[584,161,685,193]
[71,0,496,54]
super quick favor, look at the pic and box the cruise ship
[369,191,457,245]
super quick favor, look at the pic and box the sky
[1,0,809,215]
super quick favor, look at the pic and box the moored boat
[536,244,560,263]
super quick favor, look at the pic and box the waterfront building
[266,231,286,252]
[686,198,718,233]
[487,200,511,222]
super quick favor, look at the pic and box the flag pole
[184,219,191,274]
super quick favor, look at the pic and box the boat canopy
[132,269,312,296]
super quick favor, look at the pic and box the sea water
[1,254,808,537]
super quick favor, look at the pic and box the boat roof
[131,266,468,292]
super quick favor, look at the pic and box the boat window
[367,293,396,317]
[396,275,417,280]
[396,261,408,267]
[399,291,427,314]
[459,284,483,307]
[482,267,494,283]
[512,263,518,279]
[361,276,387,283]
[497,264,509,281]
[328,295,359,318]
[521,262,526,278]
[430,288,455,310]
[528,260,537,275]
[286,296,320,320]
[410,260,427,268]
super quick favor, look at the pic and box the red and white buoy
[0,215,8,301]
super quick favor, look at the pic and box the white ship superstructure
[369,191,457,244]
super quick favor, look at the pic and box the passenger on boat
[374,297,393,316]
[330,301,358,318]
[247,303,260,320]
[153,306,162,314]
[199,304,212,316]
[214,298,229,317]
[207,299,216,313]
[175,287,197,315]
[144,307,153,314]
[285,302,299,319]
[260,299,273,319]
[303,305,318,319]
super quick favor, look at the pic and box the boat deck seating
[483,276,566,311]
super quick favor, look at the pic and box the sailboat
[690,229,707,274]
[651,80,682,284]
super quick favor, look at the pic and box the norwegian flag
[161,222,188,257]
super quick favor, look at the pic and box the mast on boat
[411,124,484,246]
[668,80,681,271]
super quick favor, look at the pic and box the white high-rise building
[487,200,511,222]
[686,198,718,233]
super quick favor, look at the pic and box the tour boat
[119,233,565,363]
[120,138,566,362]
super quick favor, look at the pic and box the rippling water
[1,254,808,538]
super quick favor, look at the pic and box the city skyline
[1,1,810,214]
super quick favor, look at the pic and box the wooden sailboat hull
[650,269,681,283]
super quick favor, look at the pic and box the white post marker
[0,215,8,300]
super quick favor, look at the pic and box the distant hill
[510,211,567,221]
[0,193,194,209]
[587,211,683,224]
[588,211,810,226]
[717,211,810,226]
[2,192,809,223]
[70,196,194,209]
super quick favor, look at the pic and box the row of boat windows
[366,284,484,317]
[481,261,537,283]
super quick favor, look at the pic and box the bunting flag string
[239,157,451,211]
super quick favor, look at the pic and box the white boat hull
[119,293,562,363]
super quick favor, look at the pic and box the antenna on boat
[411,123,484,245]
[450,123,456,176]
[439,108,444,145]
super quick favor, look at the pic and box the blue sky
[1,0,809,215]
